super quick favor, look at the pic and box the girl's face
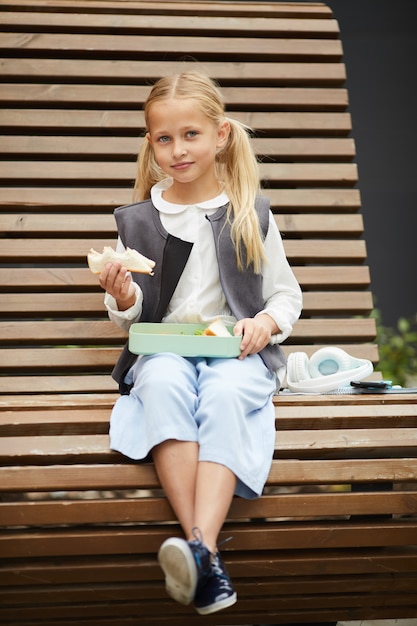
[146,98,230,201]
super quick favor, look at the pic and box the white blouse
[105,179,302,348]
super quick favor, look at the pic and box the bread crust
[87,246,155,275]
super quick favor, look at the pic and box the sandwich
[202,318,232,337]
[87,246,155,275]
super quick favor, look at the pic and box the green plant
[371,309,417,386]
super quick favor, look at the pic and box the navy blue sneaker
[194,551,237,615]
[158,528,212,606]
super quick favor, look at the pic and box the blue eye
[187,131,198,138]
[158,136,170,143]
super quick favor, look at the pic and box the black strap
[154,234,193,322]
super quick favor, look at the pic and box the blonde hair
[134,71,266,272]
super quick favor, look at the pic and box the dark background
[314,0,417,326]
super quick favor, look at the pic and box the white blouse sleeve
[103,237,144,333]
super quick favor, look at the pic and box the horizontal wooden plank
[3,397,415,437]
[0,408,112,436]
[0,266,372,290]
[281,344,379,363]
[292,318,376,341]
[0,85,349,110]
[0,1,334,19]
[0,320,126,344]
[0,159,358,183]
[0,135,355,158]
[0,344,380,381]
[1,575,416,609]
[0,540,415,582]
[0,268,99,290]
[0,345,380,395]
[2,429,416,464]
[1,33,343,61]
[0,331,378,373]
[0,187,362,211]
[0,238,367,262]
[0,11,339,37]
[276,402,417,429]
[301,291,373,314]
[0,375,119,394]
[0,292,106,316]
[0,58,347,85]
[0,212,363,236]
[296,265,371,288]
[3,596,416,625]
[0,291,374,317]
[1,500,416,540]
[1,389,415,412]
[0,347,122,371]
[0,318,376,346]
[0,109,351,133]
[1,458,416,493]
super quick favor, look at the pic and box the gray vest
[112,196,285,392]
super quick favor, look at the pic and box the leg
[153,443,236,552]
[152,439,199,536]
[156,452,237,610]
[194,461,237,553]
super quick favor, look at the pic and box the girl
[99,71,302,615]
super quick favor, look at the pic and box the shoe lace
[211,554,233,591]
[191,526,204,544]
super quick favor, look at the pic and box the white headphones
[286,347,374,393]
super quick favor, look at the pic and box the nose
[172,140,187,159]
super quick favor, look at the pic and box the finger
[119,271,132,298]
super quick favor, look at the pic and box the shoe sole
[195,590,237,615]
[158,537,198,605]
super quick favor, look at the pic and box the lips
[171,162,193,170]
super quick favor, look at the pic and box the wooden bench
[1,1,416,624]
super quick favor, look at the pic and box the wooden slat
[0,347,122,371]
[0,58,347,84]
[1,519,417,559]
[0,375,119,394]
[0,346,381,388]
[0,135,355,157]
[0,292,106,315]
[2,400,416,437]
[2,576,414,607]
[0,320,126,344]
[0,212,363,236]
[2,428,417,464]
[0,266,373,290]
[0,291,374,316]
[0,319,376,347]
[0,238,368,263]
[0,11,339,36]
[0,1,334,19]
[0,33,343,60]
[0,85,349,110]
[0,109,351,132]
[0,161,357,184]
[0,548,415,589]
[0,268,99,290]
[0,188,363,211]
[2,456,417,492]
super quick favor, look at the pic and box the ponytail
[217,117,266,273]
[133,139,164,202]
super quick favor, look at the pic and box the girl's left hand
[234,314,279,359]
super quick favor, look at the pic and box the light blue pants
[109,352,277,498]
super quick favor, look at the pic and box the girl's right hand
[98,262,136,311]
